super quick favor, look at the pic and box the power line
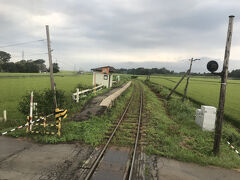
[51,56,71,66]
[12,52,48,59]
[27,52,48,56]
[54,59,80,71]
[0,39,45,48]
[56,59,72,67]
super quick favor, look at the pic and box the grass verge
[3,80,133,145]
[143,80,240,169]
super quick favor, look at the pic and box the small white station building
[91,66,116,88]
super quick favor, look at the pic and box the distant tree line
[116,67,240,78]
[0,51,60,73]
[116,67,174,75]
[229,69,240,78]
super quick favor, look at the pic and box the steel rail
[84,94,134,180]
[128,89,143,180]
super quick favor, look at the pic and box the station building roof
[91,66,116,73]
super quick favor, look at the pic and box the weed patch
[3,81,133,146]
[143,81,240,168]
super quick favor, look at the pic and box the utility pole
[182,58,200,101]
[213,15,234,155]
[167,70,189,100]
[46,25,57,109]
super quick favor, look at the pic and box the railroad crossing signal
[207,60,219,73]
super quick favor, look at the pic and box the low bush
[18,89,67,116]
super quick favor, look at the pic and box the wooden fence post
[94,72,97,95]
[3,110,7,122]
[76,88,79,103]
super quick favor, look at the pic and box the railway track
[82,83,144,180]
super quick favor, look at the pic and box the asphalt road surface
[1,136,240,180]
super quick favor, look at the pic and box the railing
[72,84,104,103]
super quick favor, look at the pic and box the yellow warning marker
[26,109,67,136]
[54,108,67,136]
[57,117,62,136]
[26,116,29,133]
[43,117,46,134]
[43,117,46,128]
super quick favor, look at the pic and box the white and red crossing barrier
[0,114,53,136]
[227,141,240,156]
[1,124,28,135]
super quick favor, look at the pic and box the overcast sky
[0,0,240,72]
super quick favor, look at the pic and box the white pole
[29,91,34,131]
[3,110,7,122]
[76,88,79,103]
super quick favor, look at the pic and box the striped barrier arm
[0,114,53,136]
[227,141,240,156]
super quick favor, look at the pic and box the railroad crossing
[1,81,240,180]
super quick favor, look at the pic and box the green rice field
[0,73,92,121]
[147,75,240,128]
[0,71,77,77]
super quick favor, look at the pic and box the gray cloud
[0,0,240,71]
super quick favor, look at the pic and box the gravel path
[72,85,125,121]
